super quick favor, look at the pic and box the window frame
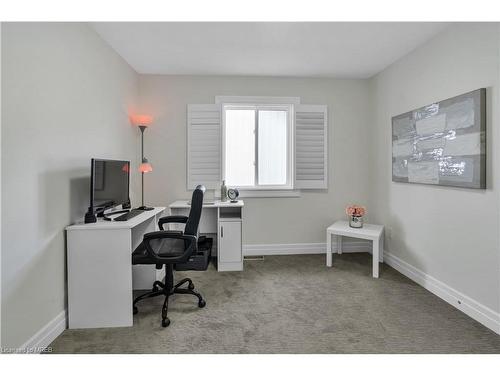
[221,102,295,191]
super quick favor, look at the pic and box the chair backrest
[184,185,205,236]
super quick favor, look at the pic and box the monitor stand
[84,209,97,224]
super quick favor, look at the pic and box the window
[223,104,293,190]
[187,99,327,194]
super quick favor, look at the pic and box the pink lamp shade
[131,114,153,127]
[139,158,153,173]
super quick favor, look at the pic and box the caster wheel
[161,318,170,327]
[188,283,195,290]
[198,299,206,308]
[133,306,138,315]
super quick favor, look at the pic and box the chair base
[133,276,206,327]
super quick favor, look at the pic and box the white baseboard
[19,310,67,353]
[384,252,500,335]
[243,241,371,256]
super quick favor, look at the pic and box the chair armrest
[143,230,197,263]
[158,215,188,230]
[162,230,183,236]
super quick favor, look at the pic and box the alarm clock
[227,188,239,203]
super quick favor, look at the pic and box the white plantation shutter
[294,105,328,189]
[187,104,222,190]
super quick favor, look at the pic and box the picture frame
[392,88,486,189]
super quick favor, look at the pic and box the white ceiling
[91,22,448,78]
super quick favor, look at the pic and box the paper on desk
[408,161,439,184]
[416,113,446,135]
[445,98,474,130]
[443,133,481,156]
[392,139,413,157]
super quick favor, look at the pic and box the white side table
[326,221,384,278]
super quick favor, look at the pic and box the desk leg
[326,232,332,267]
[379,234,384,263]
[337,235,343,254]
[67,228,133,328]
[372,238,379,278]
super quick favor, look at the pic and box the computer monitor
[85,158,130,223]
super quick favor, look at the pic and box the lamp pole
[139,125,146,208]
[137,125,153,211]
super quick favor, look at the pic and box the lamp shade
[139,158,153,173]
[131,114,153,127]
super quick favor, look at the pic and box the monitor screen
[91,159,130,209]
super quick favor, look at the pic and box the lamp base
[136,205,154,211]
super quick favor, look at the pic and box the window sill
[236,189,301,198]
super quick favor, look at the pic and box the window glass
[224,109,255,186]
[258,110,287,185]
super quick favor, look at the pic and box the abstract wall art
[392,88,486,189]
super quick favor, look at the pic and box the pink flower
[345,205,366,217]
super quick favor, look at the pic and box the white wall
[1,23,140,348]
[138,75,373,245]
[370,23,500,316]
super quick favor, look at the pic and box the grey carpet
[49,254,500,353]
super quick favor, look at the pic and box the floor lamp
[132,115,154,211]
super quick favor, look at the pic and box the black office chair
[132,185,206,327]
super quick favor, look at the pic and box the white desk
[66,207,166,328]
[169,200,244,272]
[326,221,384,278]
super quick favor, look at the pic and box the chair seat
[132,231,186,265]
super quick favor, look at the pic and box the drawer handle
[221,226,223,238]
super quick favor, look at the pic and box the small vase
[349,215,363,228]
[221,180,228,202]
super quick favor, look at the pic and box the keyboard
[113,209,143,222]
